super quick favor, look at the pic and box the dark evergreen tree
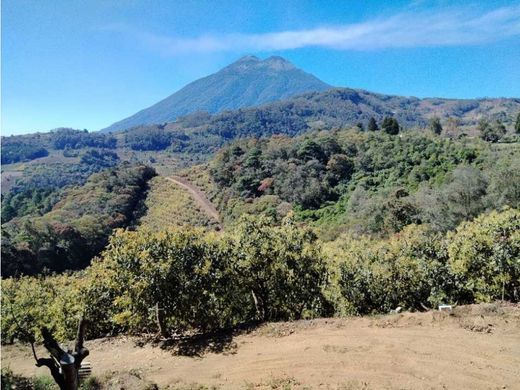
[381,117,400,135]
[429,117,443,135]
[515,113,520,134]
[367,117,378,131]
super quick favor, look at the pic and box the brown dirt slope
[2,303,519,389]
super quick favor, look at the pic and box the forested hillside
[1,164,156,276]
[95,88,520,161]
[208,128,520,239]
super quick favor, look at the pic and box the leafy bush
[2,215,327,341]
[325,208,520,314]
[447,208,520,302]
[326,225,452,314]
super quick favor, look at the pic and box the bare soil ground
[2,303,519,389]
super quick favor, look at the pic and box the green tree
[91,228,242,335]
[296,139,326,163]
[327,225,450,314]
[232,215,327,321]
[381,117,400,135]
[429,117,443,135]
[515,113,520,134]
[479,119,506,143]
[443,166,488,225]
[325,154,355,185]
[487,157,520,209]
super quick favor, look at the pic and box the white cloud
[107,5,520,55]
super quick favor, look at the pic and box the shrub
[447,208,520,302]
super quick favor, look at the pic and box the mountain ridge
[101,55,332,133]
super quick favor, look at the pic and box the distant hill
[101,55,332,133]
[117,87,519,156]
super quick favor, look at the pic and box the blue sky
[2,0,520,135]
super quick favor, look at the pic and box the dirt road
[166,176,221,225]
[3,303,519,389]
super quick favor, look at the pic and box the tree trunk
[60,354,78,390]
[251,290,260,319]
[155,302,168,338]
[35,319,89,390]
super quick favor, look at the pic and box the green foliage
[1,141,48,164]
[414,166,488,231]
[1,273,87,343]
[79,149,119,167]
[210,129,491,235]
[231,215,328,321]
[2,210,518,344]
[90,228,241,333]
[2,215,327,342]
[447,208,520,302]
[515,112,520,134]
[2,143,49,164]
[124,126,175,151]
[479,119,506,143]
[326,208,520,314]
[51,128,116,150]
[486,154,520,209]
[1,187,62,223]
[331,225,451,314]
[33,375,57,390]
[1,150,121,223]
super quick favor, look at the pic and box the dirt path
[3,304,520,389]
[166,176,221,225]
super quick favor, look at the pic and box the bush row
[2,208,519,343]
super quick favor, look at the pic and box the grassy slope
[138,176,220,231]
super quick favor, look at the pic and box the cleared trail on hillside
[165,176,221,226]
